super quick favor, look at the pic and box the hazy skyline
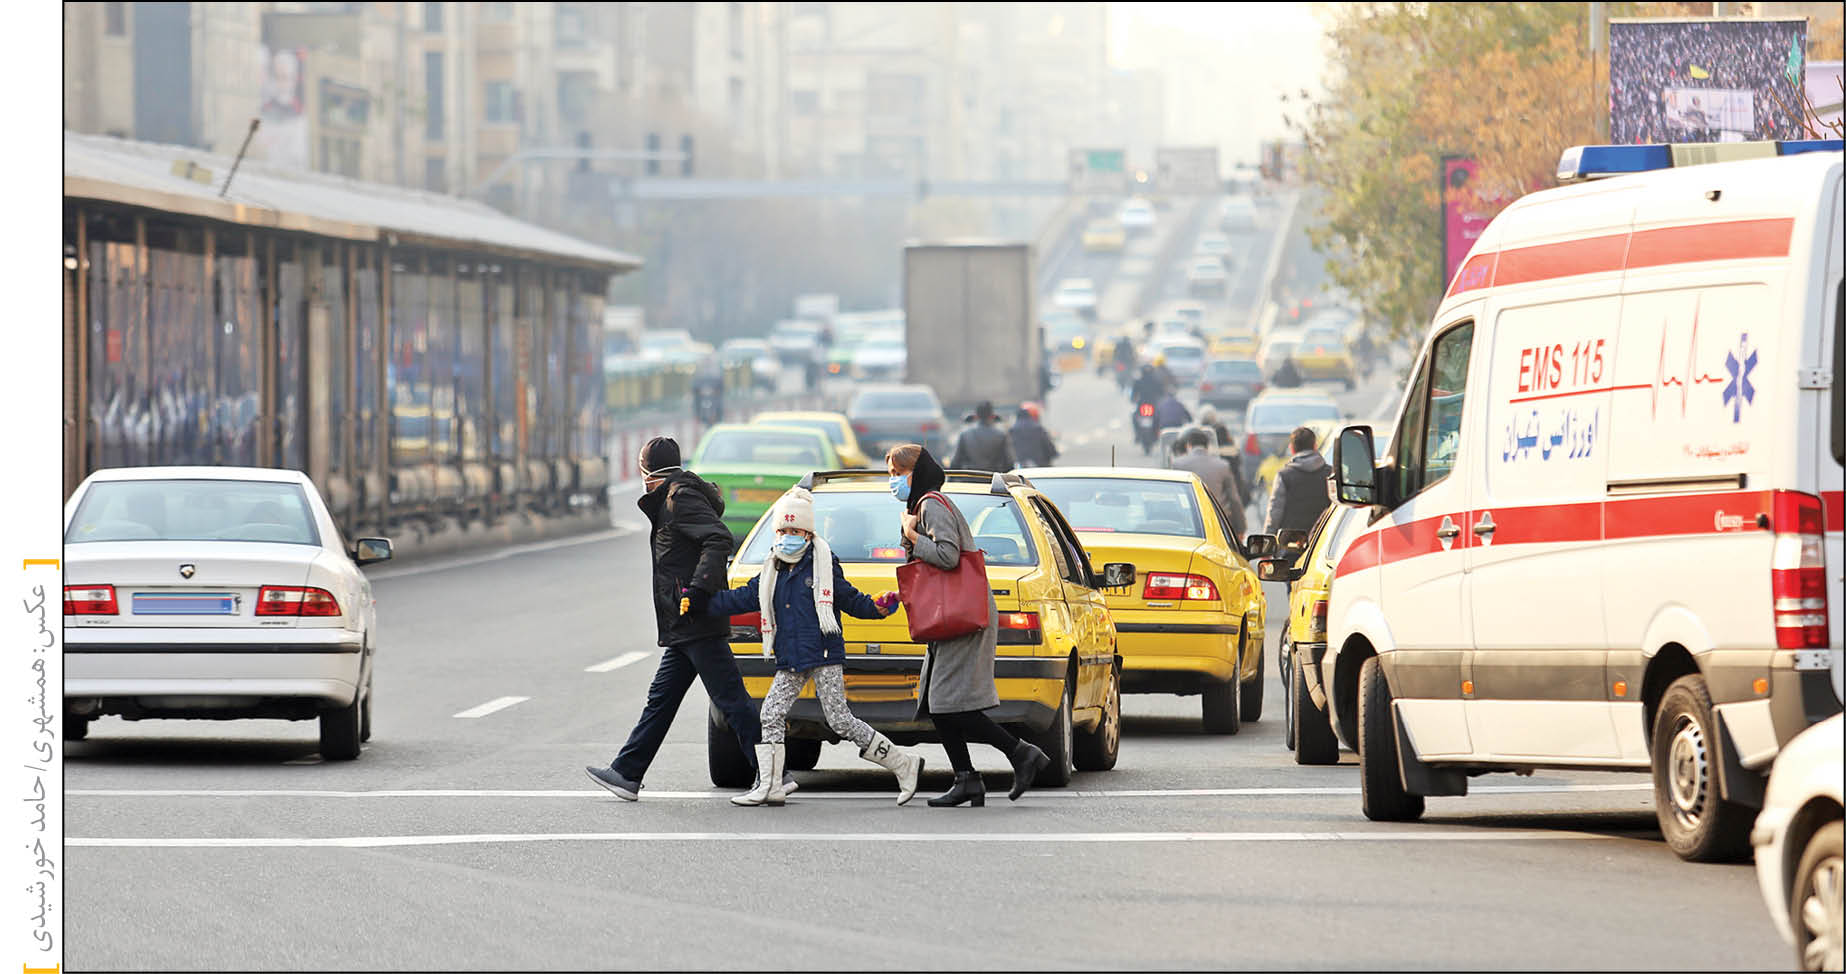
[1109,2,1327,166]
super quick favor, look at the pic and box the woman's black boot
[1008,741,1050,801]
[928,771,986,807]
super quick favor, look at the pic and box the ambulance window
[1399,321,1474,498]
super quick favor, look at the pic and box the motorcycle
[1133,401,1157,455]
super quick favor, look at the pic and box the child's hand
[873,591,900,616]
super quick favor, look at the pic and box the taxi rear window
[738,491,1037,566]
[1030,478,1205,539]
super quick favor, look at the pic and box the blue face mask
[774,534,810,559]
[889,474,912,502]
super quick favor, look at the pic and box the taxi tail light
[255,585,343,617]
[1770,491,1829,649]
[730,611,763,642]
[997,610,1042,645]
[1244,433,1260,456]
[64,584,118,616]
[1309,598,1329,640]
[1143,573,1220,602]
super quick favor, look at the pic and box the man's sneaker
[585,765,642,801]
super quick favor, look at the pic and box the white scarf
[757,536,839,659]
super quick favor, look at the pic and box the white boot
[733,744,788,807]
[860,731,925,806]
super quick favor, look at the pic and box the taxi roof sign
[1556,139,1842,182]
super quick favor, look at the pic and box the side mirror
[1334,426,1377,507]
[1277,528,1309,555]
[1256,558,1299,583]
[1100,562,1136,589]
[354,537,393,566]
[1244,533,1277,559]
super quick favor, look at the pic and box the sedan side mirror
[354,537,393,566]
[1334,426,1378,506]
[1100,562,1136,589]
[1244,533,1277,559]
[1277,528,1309,555]
[1256,558,1300,584]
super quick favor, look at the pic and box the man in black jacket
[1008,402,1059,468]
[1265,426,1334,535]
[587,436,766,800]
[949,401,1017,473]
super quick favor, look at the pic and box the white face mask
[773,533,810,562]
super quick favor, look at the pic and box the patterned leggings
[759,664,875,749]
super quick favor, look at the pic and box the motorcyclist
[1151,354,1178,396]
[1112,335,1138,389]
[1129,363,1165,407]
[1153,389,1191,431]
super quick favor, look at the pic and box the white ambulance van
[1323,141,1843,862]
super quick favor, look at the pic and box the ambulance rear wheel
[1652,675,1754,862]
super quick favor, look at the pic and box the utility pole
[1589,1,1609,142]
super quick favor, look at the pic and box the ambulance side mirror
[1334,426,1377,507]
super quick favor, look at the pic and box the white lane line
[364,529,629,581]
[68,829,1621,849]
[69,783,1653,800]
[585,651,650,673]
[451,696,531,719]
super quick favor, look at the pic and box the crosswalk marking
[67,829,1623,849]
[69,783,1652,800]
[451,696,531,719]
[585,651,650,673]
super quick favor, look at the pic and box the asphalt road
[62,213,1792,972]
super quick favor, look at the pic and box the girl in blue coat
[685,487,925,806]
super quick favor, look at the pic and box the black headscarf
[906,446,945,515]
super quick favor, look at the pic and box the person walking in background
[1265,426,1333,536]
[1009,402,1059,468]
[948,400,1016,473]
[685,487,925,806]
[585,436,778,802]
[885,444,1051,806]
[1172,428,1247,537]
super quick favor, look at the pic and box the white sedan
[62,466,392,760]
[1753,713,1842,972]
[1186,256,1228,295]
[1053,277,1098,315]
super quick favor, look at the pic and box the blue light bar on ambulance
[1557,139,1843,182]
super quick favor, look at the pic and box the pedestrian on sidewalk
[683,487,926,806]
[585,436,781,801]
[886,443,1051,807]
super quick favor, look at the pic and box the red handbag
[896,492,990,641]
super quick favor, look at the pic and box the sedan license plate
[732,488,784,504]
[131,592,237,616]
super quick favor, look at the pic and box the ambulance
[1322,141,1843,862]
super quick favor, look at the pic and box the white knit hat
[771,487,816,534]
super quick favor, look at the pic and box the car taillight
[828,363,843,374]
[730,611,763,642]
[921,421,941,432]
[63,585,118,616]
[1139,402,1155,417]
[1253,382,1265,395]
[997,610,1042,645]
[1309,598,1329,641]
[1244,433,1260,455]
[1771,491,1829,649]
[256,586,342,617]
[1200,382,1214,392]
[852,422,869,434]
[1143,573,1220,602]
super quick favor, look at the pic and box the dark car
[1199,358,1265,411]
[846,384,949,458]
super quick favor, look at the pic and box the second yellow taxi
[750,410,873,468]
[1021,466,1266,734]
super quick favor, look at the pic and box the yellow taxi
[711,470,1129,787]
[1021,467,1267,734]
[1289,326,1357,389]
[1209,330,1260,361]
[1257,503,1363,765]
[1082,219,1126,253]
[750,411,873,468]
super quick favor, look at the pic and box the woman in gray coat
[886,444,1051,806]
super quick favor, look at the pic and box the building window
[103,1,126,36]
[424,1,444,32]
[481,2,514,22]
[424,52,444,139]
[868,73,924,124]
[729,3,743,58]
[484,81,517,124]
[679,134,694,176]
[791,89,819,116]
[645,132,660,176]
[558,72,594,126]
[425,156,447,193]
[555,3,586,48]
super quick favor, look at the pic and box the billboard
[1154,146,1221,195]
[1609,18,1808,144]
[1441,157,1494,288]
[256,45,310,170]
